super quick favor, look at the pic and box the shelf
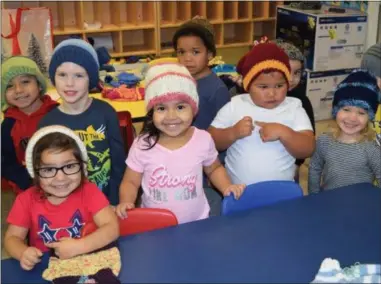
[238,1,252,20]
[160,2,176,24]
[176,1,191,22]
[122,29,155,55]
[191,1,207,18]
[206,1,224,22]
[270,1,283,18]
[213,24,223,46]
[253,21,276,41]
[119,2,156,27]
[253,1,269,19]
[57,1,83,31]
[87,31,122,54]
[160,27,177,51]
[224,22,252,45]
[224,1,238,20]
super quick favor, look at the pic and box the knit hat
[1,56,47,109]
[361,43,381,78]
[273,39,305,63]
[144,63,199,114]
[237,39,291,91]
[25,125,88,178]
[49,39,100,90]
[332,69,381,120]
[173,16,216,57]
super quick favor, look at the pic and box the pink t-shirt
[127,127,218,224]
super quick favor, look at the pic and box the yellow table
[47,88,146,120]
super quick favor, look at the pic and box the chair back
[81,208,178,237]
[222,180,303,215]
[117,111,135,154]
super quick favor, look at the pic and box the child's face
[248,71,288,109]
[37,148,82,203]
[54,62,89,105]
[153,100,193,138]
[336,106,369,137]
[5,75,41,112]
[289,60,303,91]
[176,35,212,80]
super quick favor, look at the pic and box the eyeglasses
[36,162,82,178]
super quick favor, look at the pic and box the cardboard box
[306,68,355,121]
[276,6,367,71]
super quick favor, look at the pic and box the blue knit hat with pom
[49,39,100,90]
[332,69,380,121]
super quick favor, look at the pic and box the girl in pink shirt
[116,63,245,224]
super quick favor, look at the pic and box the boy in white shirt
[209,39,315,185]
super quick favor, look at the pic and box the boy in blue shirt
[173,16,231,215]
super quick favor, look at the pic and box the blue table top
[2,183,380,283]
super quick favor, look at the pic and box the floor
[1,120,333,259]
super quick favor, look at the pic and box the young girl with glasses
[4,125,119,270]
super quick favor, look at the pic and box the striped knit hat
[237,39,291,91]
[332,69,380,120]
[25,125,88,178]
[144,63,199,114]
[49,39,100,90]
[361,43,381,78]
[1,56,47,109]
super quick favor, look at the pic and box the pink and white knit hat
[144,63,199,114]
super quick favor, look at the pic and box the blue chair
[222,180,304,215]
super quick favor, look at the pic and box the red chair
[81,208,178,237]
[1,177,23,195]
[117,111,135,154]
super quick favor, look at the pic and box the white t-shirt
[211,94,313,185]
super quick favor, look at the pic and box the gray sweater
[308,134,381,194]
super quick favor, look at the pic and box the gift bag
[1,7,54,73]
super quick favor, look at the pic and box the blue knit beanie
[49,39,100,90]
[332,69,381,121]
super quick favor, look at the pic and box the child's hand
[115,202,135,219]
[255,121,285,142]
[20,246,42,271]
[233,116,254,139]
[45,237,82,259]
[223,184,246,200]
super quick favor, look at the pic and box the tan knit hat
[144,63,199,114]
[25,125,88,178]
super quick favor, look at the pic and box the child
[172,16,231,215]
[115,63,245,224]
[209,40,315,186]
[4,125,119,270]
[361,42,381,146]
[273,39,316,181]
[308,70,381,193]
[38,39,125,205]
[1,56,58,190]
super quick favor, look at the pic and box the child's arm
[308,137,326,194]
[116,168,143,218]
[4,225,42,270]
[255,121,315,159]
[209,116,254,151]
[204,159,245,199]
[366,143,381,187]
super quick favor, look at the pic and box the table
[2,183,380,283]
[47,89,146,121]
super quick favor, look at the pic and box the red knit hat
[237,38,291,91]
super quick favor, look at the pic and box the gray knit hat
[25,125,88,178]
[273,39,305,63]
[361,43,381,78]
